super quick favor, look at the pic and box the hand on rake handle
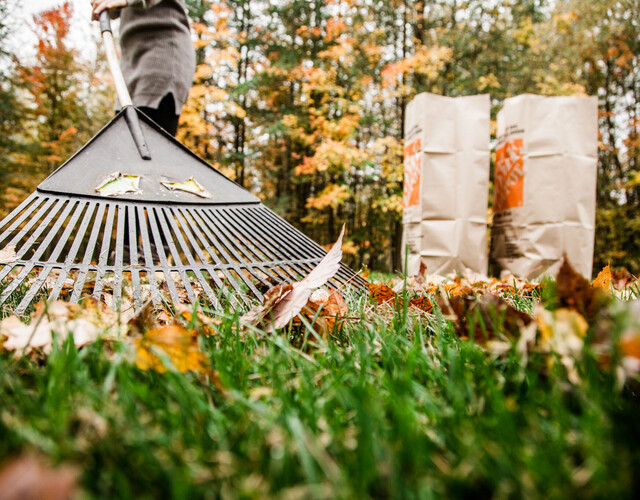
[91,0,127,21]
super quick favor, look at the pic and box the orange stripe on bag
[403,138,421,208]
[494,138,524,211]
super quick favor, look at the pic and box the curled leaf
[95,172,141,196]
[160,176,211,198]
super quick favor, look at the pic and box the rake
[0,13,365,315]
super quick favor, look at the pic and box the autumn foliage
[0,0,639,275]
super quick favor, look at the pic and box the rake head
[0,109,365,315]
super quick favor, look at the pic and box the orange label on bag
[494,138,524,211]
[403,138,421,208]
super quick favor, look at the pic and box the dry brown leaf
[0,455,79,500]
[408,296,432,312]
[439,294,533,343]
[556,257,610,323]
[271,225,345,329]
[135,324,209,374]
[367,283,397,305]
[0,301,102,357]
[241,283,294,327]
[592,265,612,291]
[242,227,345,331]
[0,244,19,265]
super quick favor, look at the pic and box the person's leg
[138,93,180,136]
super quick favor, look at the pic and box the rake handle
[99,11,151,160]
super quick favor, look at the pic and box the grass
[1,287,640,499]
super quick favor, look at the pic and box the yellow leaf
[160,176,211,198]
[135,325,209,374]
[592,265,611,291]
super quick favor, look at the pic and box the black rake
[0,13,365,315]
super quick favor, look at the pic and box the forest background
[0,0,637,277]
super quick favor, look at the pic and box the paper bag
[490,94,598,279]
[402,93,490,275]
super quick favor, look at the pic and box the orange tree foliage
[0,2,112,219]
[179,0,559,272]
[2,0,639,274]
[177,0,640,274]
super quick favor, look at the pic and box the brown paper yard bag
[402,93,490,276]
[490,94,598,279]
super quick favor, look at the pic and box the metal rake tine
[0,194,46,244]
[146,206,182,305]
[199,209,289,287]
[155,207,197,304]
[135,205,162,307]
[93,203,116,301]
[191,208,267,296]
[16,265,55,315]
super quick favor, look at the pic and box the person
[91,0,195,136]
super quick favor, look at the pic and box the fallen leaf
[135,324,209,374]
[592,265,611,291]
[243,227,345,331]
[367,283,397,305]
[173,303,221,337]
[95,172,141,196]
[0,244,19,264]
[556,257,610,322]
[127,300,159,337]
[408,296,432,312]
[0,301,102,357]
[418,259,428,280]
[241,283,294,327]
[0,455,78,500]
[271,226,345,329]
[160,176,211,198]
[440,294,533,343]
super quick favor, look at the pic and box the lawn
[1,263,639,499]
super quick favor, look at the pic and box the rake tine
[112,203,126,306]
[0,262,37,307]
[191,208,267,295]
[127,204,143,311]
[174,208,242,306]
[214,209,304,284]
[219,208,285,261]
[254,206,325,257]
[198,209,286,288]
[44,201,90,302]
[223,208,313,281]
[2,197,60,259]
[69,270,90,305]
[136,206,162,307]
[93,203,116,301]
[16,265,55,315]
[147,207,182,305]
[169,208,222,307]
[0,194,46,244]
[237,207,307,259]
[70,202,107,303]
[156,207,197,304]
[81,202,106,265]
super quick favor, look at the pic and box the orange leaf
[592,265,611,291]
[135,325,209,374]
